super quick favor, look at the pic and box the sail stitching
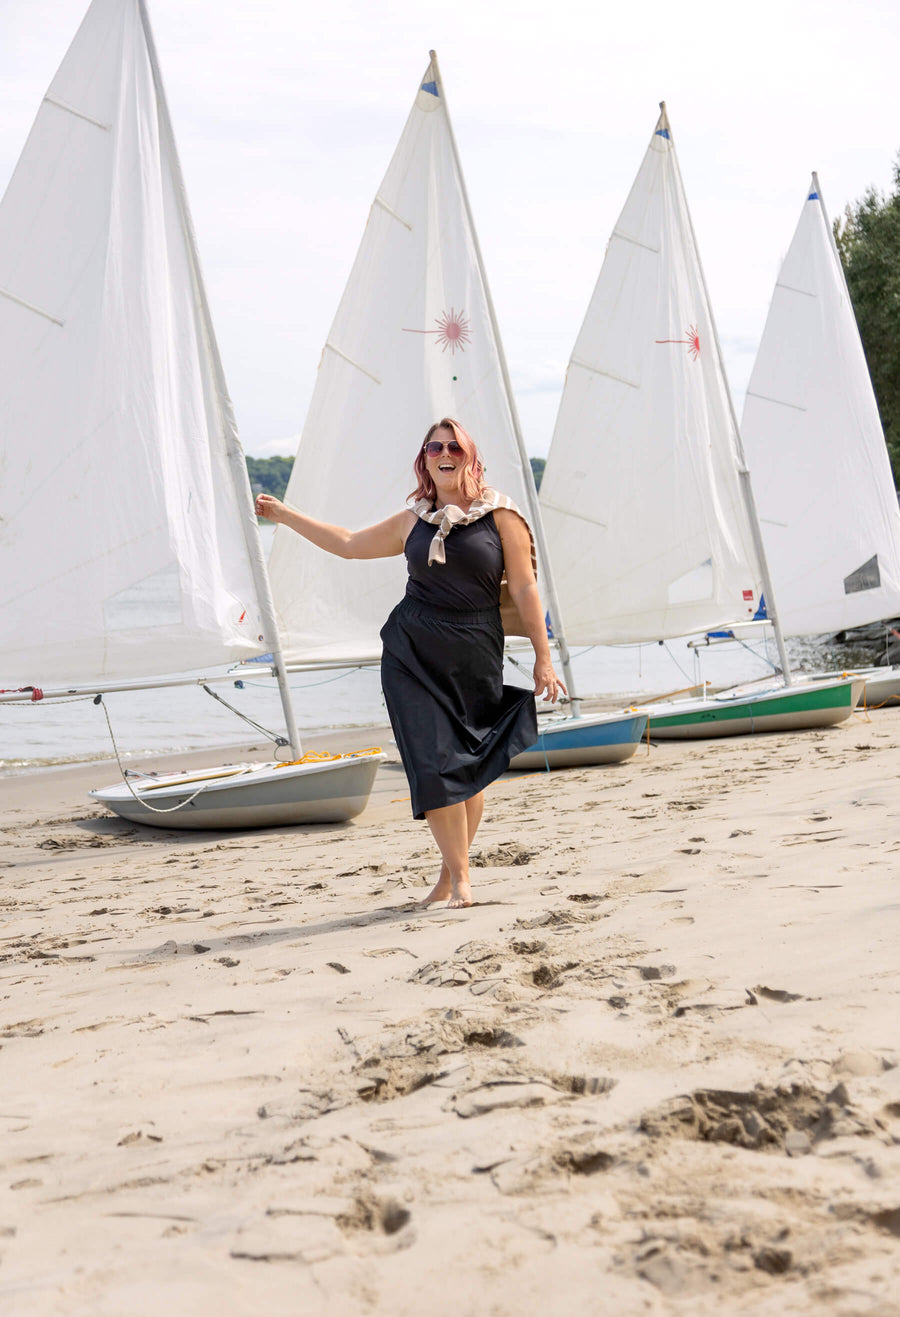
[373,195,413,230]
[570,357,639,390]
[0,288,64,326]
[43,95,110,131]
[745,389,806,412]
[612,229,659,254]
[323,342,381,384]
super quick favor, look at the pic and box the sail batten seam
[541,499,608,530]
[745,389,806,412]
[43,95,110,131]
[570,357,639,390]
[611,229,659,254]
[324,342,381,384]
[775,280,816,299]
[0,288,64,326]
[373,196,413,230]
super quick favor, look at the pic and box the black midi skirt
[380,597,538,820]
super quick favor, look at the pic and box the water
[0,521,850,775]
[2,633,819,776]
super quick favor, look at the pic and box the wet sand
[2,710,899,1314]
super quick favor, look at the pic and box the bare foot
[422,865,452,907]
[448,876,473,909]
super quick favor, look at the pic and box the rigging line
[731,637,780,672]
[96,696,209,813]
[661,641,695,684]
[244,667,370,690]
[504,651,570,703]
[2,695,94,707]
[201,685,288,746]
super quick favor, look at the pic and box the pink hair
[410,418,485,505]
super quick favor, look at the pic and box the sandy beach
[2,708,900,1316]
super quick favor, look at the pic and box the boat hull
[769,665,900,709]
[89,752,386,829]
[831,668,900,708]
[509,712,647,769]
[646,678,865,740]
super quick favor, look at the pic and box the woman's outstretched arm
[494,508,566,703]
[255,494,414,559]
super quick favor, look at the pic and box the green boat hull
[646,678,865,740]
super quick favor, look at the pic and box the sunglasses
[423,439,464,457]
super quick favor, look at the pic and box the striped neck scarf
[411,486,536,572]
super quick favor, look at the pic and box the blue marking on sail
[808,191,819,200]
[421,80,439,96]
[655,128,670,139]
[706,594,768,640]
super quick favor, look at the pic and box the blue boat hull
[509,712,647,769]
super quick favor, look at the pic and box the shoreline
[0,722,396,822]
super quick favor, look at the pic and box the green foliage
[246,452,549,499]
[246,454,294,501]
[834,157,900,485]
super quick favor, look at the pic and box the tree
[834,158,900,485]
[246,455,294,501]
[247,453,549,501]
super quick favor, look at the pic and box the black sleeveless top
[403,513,504,612]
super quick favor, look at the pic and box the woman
[255,418,565,908]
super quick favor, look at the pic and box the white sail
[0,0,269,687]
[741,175,900,636]
[268,57,539,664]
[538,108,764,645]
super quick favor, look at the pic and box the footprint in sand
[638,1082,886,1153]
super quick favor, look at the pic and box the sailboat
[0,0,384,827]
[538,106,864,739]
[266,53,647,770]
[739,173,900,708]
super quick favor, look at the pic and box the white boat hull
[90,752,386,829]
[509,711,647,769]
[796,665,900,708]
[859,670,900,707]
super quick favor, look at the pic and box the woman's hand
[255,493,285,523]
[533,660,567,704]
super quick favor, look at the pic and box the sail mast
[661,102,793,686]
[428,49,581,715]
[136,0,302,755]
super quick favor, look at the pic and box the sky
[1,0,898,458]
